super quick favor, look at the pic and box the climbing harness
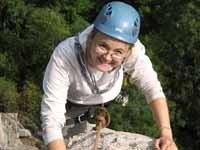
[65,101,99,125]
[67,102,111,149]
[93,104,110,150]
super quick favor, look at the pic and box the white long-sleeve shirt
[41,25,165,145]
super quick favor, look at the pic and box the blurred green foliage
[0,0,199,149]
[18,81,42,133]
[0,77,19,112]
[109,85,160,138]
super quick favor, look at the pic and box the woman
[41,1,177,150]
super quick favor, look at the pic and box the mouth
[94,57,116,72]
[97,57,112,65]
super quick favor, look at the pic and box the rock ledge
[66,124,154,150]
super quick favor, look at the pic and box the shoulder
[132,39,146,56]
[52,37,75,62]
[124,39,146,64]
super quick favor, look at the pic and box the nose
[103,51,113,62]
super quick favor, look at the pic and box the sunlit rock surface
[0,113,39,150]
[66,124,154,150]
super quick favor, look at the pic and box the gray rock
[0,113,155,150]
[18,128,32,138]
[0,113,39,150]
[66,124,154,150]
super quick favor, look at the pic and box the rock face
[0,113,39,150]
[0,113,154,150]
[66,124,154,150]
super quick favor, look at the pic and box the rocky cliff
[66,124,154,150]
[0,113,40,150]
[0,113,154,150]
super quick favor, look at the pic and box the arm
[150,98,172,138]
[41,46,70,150]
[124,40,166,104]
[124,40,177,149]
[150,98,177,150]
[48,140,66,150]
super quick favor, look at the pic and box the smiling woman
[40,1,177,150]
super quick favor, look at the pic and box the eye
[114,49,124,56]
[97,43,107,50]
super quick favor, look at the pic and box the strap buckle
[77,113,85,123]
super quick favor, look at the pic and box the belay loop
[93,105,110,150]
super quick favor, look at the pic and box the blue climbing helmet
[94,1,140,44]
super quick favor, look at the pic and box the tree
[0,77,19,112]
[0,0,70,86]
[18,81,42,133]
[20,7,70,85]
[109,85,160,138]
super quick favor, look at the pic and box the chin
[93,58,119,72]
[95,65,114,72]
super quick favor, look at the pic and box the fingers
[161,138,171,150]
[154,139,161,150]
[154,137,177,150]
[171,141,178,150]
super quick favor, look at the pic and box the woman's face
[87,32,131,72]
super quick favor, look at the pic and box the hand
[47,139,66,150]
[154,136,177,150]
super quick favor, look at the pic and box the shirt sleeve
[41,46,70,145]
[123,40,166,104]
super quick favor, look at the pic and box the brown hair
[85,28,98,66]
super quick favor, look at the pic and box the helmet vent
[133,29,138,36]
[107,3,112,9]
[105,5,112,16]
[100,5,112,24]
[134,18,139,27]
[105,10,112,16]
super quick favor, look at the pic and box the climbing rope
[93,104,110,150]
